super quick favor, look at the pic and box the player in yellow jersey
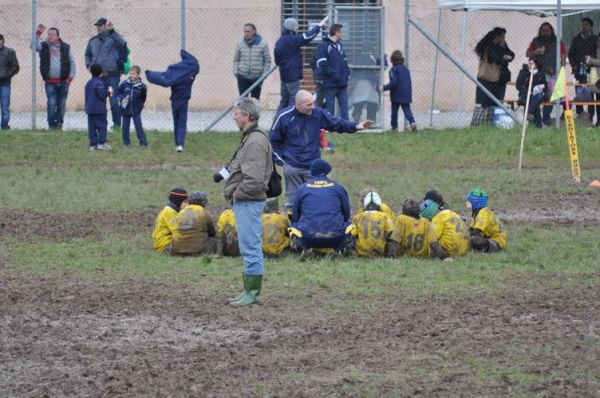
[466,188,506,252]
[172,192,217,255]
[261,199,290,256]
[355,187,396,220]
[151,188,188,253]
[387,199,450,260]
[215,208,240,257]
[419,192,469,257]
[350,191,394,256]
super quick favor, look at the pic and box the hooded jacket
[233,34,272,80]
[85,29,125,75]
[117,77,147,116]
[384,64,412,104]
[145,50,200,101]
[84,76,109,115]
[274,25,320,83]
[315,36,350,89]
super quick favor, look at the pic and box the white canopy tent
[438,1,598,13]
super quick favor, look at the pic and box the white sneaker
[89,146,97,151]
[97,143,112,150]
[176,145,183,153]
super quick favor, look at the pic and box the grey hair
[235,97,261,121]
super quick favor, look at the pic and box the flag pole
[518,61,535,171]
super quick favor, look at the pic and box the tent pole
[458,11,467,114]
[429,9,442,128]
[555,0,562,128]
[404,0,410,130]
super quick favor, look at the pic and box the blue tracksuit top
[84,76,109,115]
[383,64,412,104]
[292,176,351,236]
[145,49,199,101]
[117,78,147,116]
[315,36,350,89]
[269,106,357,169]
[274,25,321,83]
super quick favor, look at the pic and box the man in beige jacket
[233,23,271,100]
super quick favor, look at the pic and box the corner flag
[550,66,566,102]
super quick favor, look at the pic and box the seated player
[151,188,188,253]
[386,198,450,261]
[355,187,396,220]
[466,188,506,252]
[420,190,469,257]
[261,198,290,256]
[171,191,217,255]
[215,207,240,257]
[350,191,394,257]
[289,159,352,261]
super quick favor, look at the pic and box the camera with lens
[213,166,230,183]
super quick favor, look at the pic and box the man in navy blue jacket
[146,50,200,153]
[290,159,351,259]
[274,16,327,113]
[269,89,373,212]
[316,24,350,120]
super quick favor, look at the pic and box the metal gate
[334,6,385,127]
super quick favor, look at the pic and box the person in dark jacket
[0,34,19,130]
[31,24,76,130]
[85,18,126,130]
[269,90,374,211]
[316,24,350,120]
[516,59,548,128]
[146,49,200,153]
[85,64,112,151]
[118,65,147,147]
[290,159,351,260]
[568,18,598,122]
[383,50,416,131]
[475,27,515,108]
[274,17,327,113]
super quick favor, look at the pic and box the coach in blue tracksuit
[316,24,350,120]
[145,49,200,153]
[269,90,374,211]
[274,17,326,113]
[291,159,351,255]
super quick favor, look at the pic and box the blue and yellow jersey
[390,214,438,257]
[431,209,469,256]
[355,202,396,221]
[152,204,178,253]
[351,210,394,256]
[470,207,507,249]
[261,213,290,255]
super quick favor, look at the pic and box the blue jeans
[122,114,147,146]
[323,86,349,120]
[0,83,11,129]
[172,99,189,146]
[391,102,415,129]
[277,80,300,113]
[88,114,108,146]
[102,75,121,127]
[233,200,266,276]
[45,81,69,128]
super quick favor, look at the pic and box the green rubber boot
[228,274,247,302]
[230,274,262,306]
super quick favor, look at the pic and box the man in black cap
[85,18,126,130]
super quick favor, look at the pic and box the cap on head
[310,158,331,177]
[466,188,488,210]
[284,18,299,31]
[402,199,420,219]
[188,191,208,207]
[169,188,188,208]
[419,199,439,221]
[424,189,445,208]
[94,17,108,26]
[363,191,382,211]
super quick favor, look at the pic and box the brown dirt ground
[0,270,599,397]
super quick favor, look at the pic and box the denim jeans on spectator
[0,83,11,129]
[391,102,416,129]
[236,74,262,100]
[122,114,147,146]
[323,86,349,120]
[45,81,69,129]
[102,74,121,128]
[283,163,312,210]
[277,80,300,113]
[233,200,266,276]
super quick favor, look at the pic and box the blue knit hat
[284,18,299,31]
[310,159,332,177]
[466,188,488,210]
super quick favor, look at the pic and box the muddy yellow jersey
[261,213,290,255]
[391,215,438,257]
[351,210,394,256]
[431,209,469,256]
[470,207,507,249]
[152,205,178,253]
[355,202,396,221]
[216,209,240,256]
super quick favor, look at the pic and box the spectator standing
[584,35,600,126]
[274,17,327,113]
[85,18,126,130]
[85,64,112,151]
[233,23,272,100]
[316,23,350,120]
[350,51,380,124]
[384,50,417,131]
[475,27,515,109]
[31,25,75,130]
[117,65,148,147]
[0,34,19,130]
[568,18,598,123]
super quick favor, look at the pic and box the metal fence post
[181,0,186,50]
[429,9,442,128]
[31,0,37,130]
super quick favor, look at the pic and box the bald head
[295,90,315,115]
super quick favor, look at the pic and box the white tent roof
[438,0,599,12]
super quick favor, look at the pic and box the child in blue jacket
[118,65,148,147]
[85,64,112,151]
[384,50,417,132]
